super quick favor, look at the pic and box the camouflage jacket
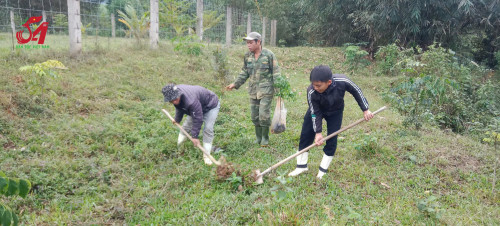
[233,48,281,99]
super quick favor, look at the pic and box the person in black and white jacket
[288,65,374,179]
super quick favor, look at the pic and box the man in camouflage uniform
[226,32,281,147]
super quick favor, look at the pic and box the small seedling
[417,194,444,220]
[270,172,293,202]
[226,172,243,191]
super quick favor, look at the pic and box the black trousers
[299,109,343,156]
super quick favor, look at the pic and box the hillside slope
[0,35,497,224]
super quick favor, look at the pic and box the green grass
[0,33,498,224]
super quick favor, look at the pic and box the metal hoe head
[254,169,263,184]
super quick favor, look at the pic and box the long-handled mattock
[162,109,222,166]
[254,106,387,184]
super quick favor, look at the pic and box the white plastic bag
[271,97,287,134]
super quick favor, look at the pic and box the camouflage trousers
[250,95,273,127]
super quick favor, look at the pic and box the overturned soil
[215,156,235,180]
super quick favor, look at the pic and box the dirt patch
[3,141,16,150]
[215,157,257,189]
[215,156,235,180]
[13,75,24,84]
[432,150,481,172]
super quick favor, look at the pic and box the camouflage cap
[162,84,181,102]
[243,32,261,41]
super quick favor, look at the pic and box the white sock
[288,152,308,176]
[316,154,333,179]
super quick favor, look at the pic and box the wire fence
[0,0,275,50]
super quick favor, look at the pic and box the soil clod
[215,156,235,180]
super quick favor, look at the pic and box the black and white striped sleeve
[307,87,323,133]
[334,77,369,111]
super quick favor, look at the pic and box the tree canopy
[261,0,499,67]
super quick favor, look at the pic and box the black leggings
[299,109,343,156]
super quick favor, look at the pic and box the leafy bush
[483,131,500,147]
[386,74,458,130]
[343,45,370,72]
[173,35,204,56]
[385,44,499,134]
[0,171,31,226]
[19,60,66,101]
[118,4,150,42]
[160,0,193,37]
[203,11,224,34]
[375,43,401,76]
[81,23,92,37]
[53,14,67,34]
[278,39,287,47]
[354,134,380,157]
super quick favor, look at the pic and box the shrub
[19,60,66,101]
[386,44,499,134]
[173,35,204,56]
[354,134,380,157]
[53,14,67,34]
[278,39,287,47]
[343,45,370,72]
[117,4,150,42]
[386,73,461,130]
[0,171,31,226]
[375,43,400,76]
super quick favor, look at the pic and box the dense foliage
[261,0,499,68]
[384,44,499,134]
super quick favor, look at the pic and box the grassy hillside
[0,33,498,224]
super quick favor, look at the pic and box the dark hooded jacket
[174,85,219,138]
[307,74,369,133]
